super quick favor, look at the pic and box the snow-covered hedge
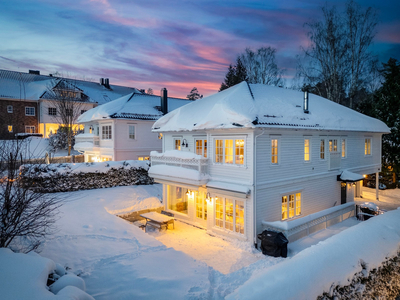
[20,160,153,193]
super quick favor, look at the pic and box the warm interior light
[363,174,367,178]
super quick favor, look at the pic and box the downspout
[253,128,266,247]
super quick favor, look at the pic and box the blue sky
[1,0,399,98]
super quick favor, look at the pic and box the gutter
[253,128,266,247]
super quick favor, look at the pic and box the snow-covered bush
[20,160,153,193]
[317,252,400,299]
[48,128,76,153]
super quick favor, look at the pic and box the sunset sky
[1,0,399,98]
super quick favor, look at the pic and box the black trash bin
[257,230,288,258]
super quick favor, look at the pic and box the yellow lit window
[215,198,223,228]
[225,140,233,164]
[225,199,234,231]
[282,196,288,220]
[235,139,244,164]
[342,139,346,158]
[271,139,278,164]
[8,125,13,133]
[329,139,338,152]
[304,139,310,161]
[296,193,302,215]
[320,139,325,159]
[235,200,244,234]
[365,138,371,155]
[215,139,223,163]
[174,139,181,150]
[282,192,302,220]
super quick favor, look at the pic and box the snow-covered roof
[77,92,191,123]
[153,81,390,133]
[0,69,138,104]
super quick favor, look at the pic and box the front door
[194,192,208,228]
[341,182,347,204]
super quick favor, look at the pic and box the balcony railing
[151,154,208,174]
[329,151,341,170]
[75,134,100,147]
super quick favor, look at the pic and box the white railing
[329,151,341,170]
[75,134,100,147]
[151,155,208,174]
[262,203,355,242]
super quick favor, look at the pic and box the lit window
[214,138,245,165]
[195,192,207,220]
[138,156,150,161]
[25,126,35,133]
[8,125,13,132]
[214,197,245,235]
[282,192,302,220]
[174,138,181,150]
[271,139,278,164]
[102,157,112,161]
[365,138,371,155]
[48,107,57,115]
[320,139,325,159]
[329,139,338,152]
[195,139,207,158]
[25,107,35,116]
[7,105,13,113]
[168,185,188,214]
[341,139,346,158]
[129,125,135,139]
[102,125,112,139]
[304,138,310,161]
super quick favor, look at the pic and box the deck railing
[150,155,208,174]
[75,134,100,146]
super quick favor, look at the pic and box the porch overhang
[149,165,209,187]
[337,170,365,183]
[206,181,251,199]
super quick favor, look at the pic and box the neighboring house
[149,82,390,245]
[0,69,137,139]
[74,89,191,162]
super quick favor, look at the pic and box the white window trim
[7,105,13,113]
[214,196,245,236]
[341,138,347,159]
[304,137,311,162]
[25,125,35,133]
[25,106,35,116]
[320,138,326,160]
[48,107,57,116]
[365,137,372,156]
[270,136,280,165]
[101,125,112,140]
[194,137,207,157]
[213,136,246,166]
[173,137,182,150]
[281,190,303,221]
[128,124,136,140]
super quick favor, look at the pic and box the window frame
[281,191,302,221]
[7,105,13,113]
[101,125,112,140]
[329,138,338,152]
[173,137,181,150]
[214,197,245,235]
[320,138,326,160]
[213,137,246,166]
[48,107,57,116]
[365,138,372,156]
[25,125,35,133]
[304,138,311,162]
[25,107,35,116]
[128,124,135,140]
[271,137,280,165]
[341,138,347,158]
[195,138,208,158]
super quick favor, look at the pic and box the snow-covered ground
[2,186,400,299]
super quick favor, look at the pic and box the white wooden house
[74,89,191,162]
[148,82,390,245]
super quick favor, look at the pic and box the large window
[214,138,245,165]
[48,107,57,115]
[215,197,244,235]
[25,126,35,133]
[282,192,301,220]
[365,138,371,155]
[102,125,112,140]
[341,139,346,158]
[195,192,207,220]
[304,138,310,161]
[320,139,325,159]
[168,185,188,214]
[25,107,35,116]
[271,139,278,164]
[196,139,207,158]
[128,125,135,139]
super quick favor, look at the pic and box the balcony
[149,151,209,185]
[329,151,341,170]
[74,133,100,151]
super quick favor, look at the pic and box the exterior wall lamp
[89,126,93,134]
[181,139,188,147]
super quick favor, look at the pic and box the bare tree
[297,1,378,107]
[44,79,88,155]
[0,139,62,253]
[146,88,154,95]
[239,47,285,86]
